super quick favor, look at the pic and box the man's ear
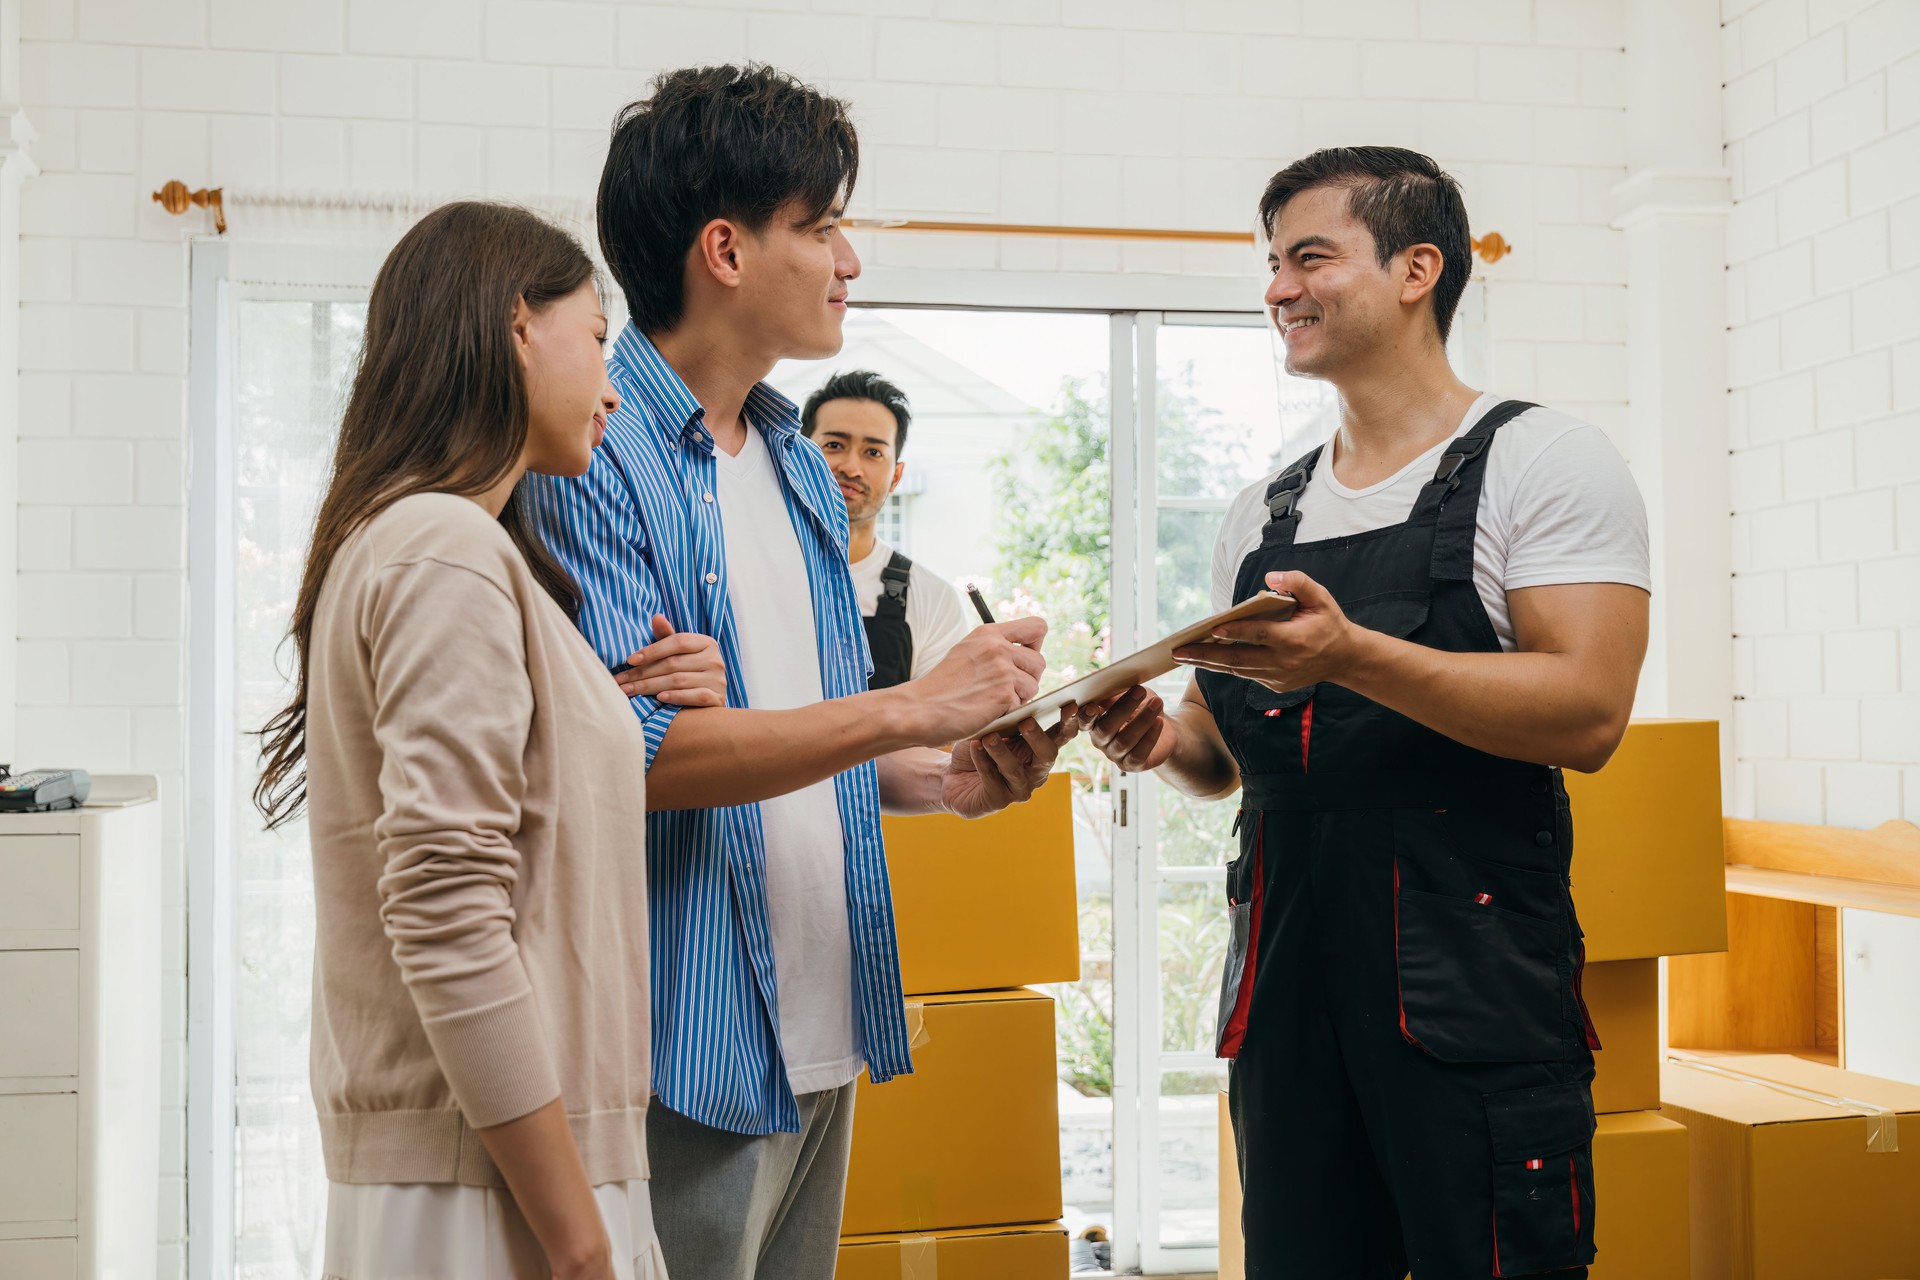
[692,217,747,290]
[887,461,906,496]
[1399,243,1446,320]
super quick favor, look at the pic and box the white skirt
[322,1178,668,1280]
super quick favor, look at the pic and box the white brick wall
[11,2,1637,1274]
[1725,0,1920,824]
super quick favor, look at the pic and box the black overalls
[864,550,916,690]
[1197,402,1602,1279]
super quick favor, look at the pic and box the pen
[966,583,996,625]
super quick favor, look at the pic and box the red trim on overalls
[1299,695,1313,772]
[1218,815,1265,1060]
[1570,1156,1582,1232]
[1572,940,1602,1050]
[1392,859,1430,1053]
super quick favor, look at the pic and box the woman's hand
[472,1098,615,1280]
[613,614,727,708]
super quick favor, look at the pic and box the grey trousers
[647,1082,858,1280]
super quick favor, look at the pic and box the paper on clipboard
[974,590,1297,738]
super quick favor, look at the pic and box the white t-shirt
[1210,395,1651,651]
[848,538,973,682]
[713,425,861,1097]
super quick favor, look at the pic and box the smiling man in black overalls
[1082,147,1652,1278]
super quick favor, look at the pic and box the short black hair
[800,370,912,458]
[598,64,858,335]
[1258,146,1471,344]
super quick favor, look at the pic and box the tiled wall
[1721,0,1920,824]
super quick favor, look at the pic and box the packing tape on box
[905,1000,931,1050]
[898,1235,938,1280]
[1671,1055,1899,1153]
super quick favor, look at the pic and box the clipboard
[976,590,1298,738]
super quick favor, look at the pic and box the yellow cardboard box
[1590,1110,1690,1280]
[1220,1098,1683,1280]
[1659,1054,1920,1280]
[1587,958,1660,1114]
[835,1223,1068,1279]
[1564,719,1729,962]
[1219,1089,1243,1280]
[880,774,1079,995]
[840,988,1062,1236]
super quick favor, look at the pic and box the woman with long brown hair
[257,201,715,1279]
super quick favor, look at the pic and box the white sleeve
[1498,424,1652,593]
[906,567,974,681]
[1211,479,1268,612]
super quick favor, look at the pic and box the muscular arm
[1331,582,1647,772]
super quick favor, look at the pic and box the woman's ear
[510,295,534,363]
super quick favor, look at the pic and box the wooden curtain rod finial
[152,180,226,235]
[1471,232,1512,264]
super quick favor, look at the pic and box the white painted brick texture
[1726,0,1920,823]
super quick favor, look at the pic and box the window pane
[232,299,363,1279]
[1158,880,1231,1055]
[1157,775,1238,871]
[1154,323,1337,501]
[771,308,1120,1236]
[1158,1063,1230,1249]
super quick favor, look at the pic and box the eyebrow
[1273,234,1340,262]
[817,428,893,448]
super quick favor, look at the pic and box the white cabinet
[0,782,160,1279]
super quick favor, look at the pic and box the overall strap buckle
[1430,433,1492,494]
[1263,445,1325,531]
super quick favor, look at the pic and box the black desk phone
[0,765,92,812]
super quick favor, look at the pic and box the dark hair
[598,64,859,335]
[1258,146,1471,344]
[254,201,595,829]
[800,369,912,458]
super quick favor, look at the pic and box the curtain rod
[152,184,1514,263]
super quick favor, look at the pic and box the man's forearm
[1341,630,1628,772]
[1160,702,1242,800]
[875,747,950,816]
[646,689,927,811]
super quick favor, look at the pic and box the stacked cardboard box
[1658,1054,1920,1280]
[835,775,1080,1278]
[1219,720,1727,1280]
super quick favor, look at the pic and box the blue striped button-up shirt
[519,325,912,1136]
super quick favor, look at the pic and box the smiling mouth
[1280,316,1320,336]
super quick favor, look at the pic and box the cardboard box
[1659,1054,1920,1280]
[1591,1110,1690,1280]
[835,1223,1068,1279]
[1564,719,1729,962]
[880,774,1079,995]
[1219,1089,1243,1280]
[1587,958,1660,1114]
[840,988,1062,1236]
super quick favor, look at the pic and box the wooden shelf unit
[1667,818,1920,1067]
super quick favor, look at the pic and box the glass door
[1116,311,1338,1273]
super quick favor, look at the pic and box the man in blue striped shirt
[521,65,1078,1280]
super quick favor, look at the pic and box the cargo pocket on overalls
[1393,876,1568,1062]
[1485,1084,1597,1276]
[1216,813,1265,1059]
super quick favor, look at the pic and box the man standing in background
[801,370,972,688]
